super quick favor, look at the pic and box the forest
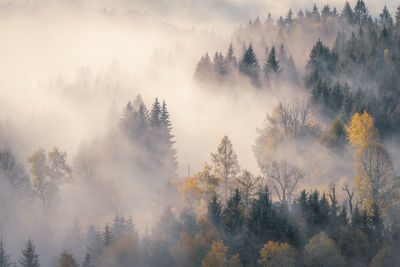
[2,0,400,266]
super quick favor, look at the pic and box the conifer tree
[239,44,260,86]
[103,224,113,248]
[354,0,369,26]
[19,239,40,267]
[160,101,177,178]
[150,98,162,127]
[207,194,222,229]
[341,2,355,25]
[264,46,281,78]
[380,6,393,26]
[0,238,11,267]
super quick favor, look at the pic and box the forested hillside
[2,1,400,267]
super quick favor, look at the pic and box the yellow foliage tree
[346,111,379,148]
[304,232,346,267]
[228,254,242,267]
[258,241,295,267]
[354,142,397,215]
[172,165,219,212]
[174,216,220,266]
[100,234,139,267]
[201,240,227,267]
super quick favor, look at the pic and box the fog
[1,0,399,266]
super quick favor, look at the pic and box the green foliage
[239,44,260,86]
[0,238,12,267]
[19,239,40,267]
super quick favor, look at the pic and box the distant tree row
[195,43,298,87]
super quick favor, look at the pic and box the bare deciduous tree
[264,160,303,204]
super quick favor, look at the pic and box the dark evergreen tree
[19,239,40,267]
[0,149,30,193]
[207,194,222,229]
[341,2,355,24]
[103,224,113,248]
[263,46,281,79]
[194,53,213,80]
[0,238,11,267]
[160,101,177,177]
[354,0,369,26]
[239,44,260,86]
[150,98,162,127]
[380,6,393,26]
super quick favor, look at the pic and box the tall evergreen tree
[0,238,11,267]
[19,239,40,267]
[239,44,260,86]
[103,224,113,248]
[160,101,177,178]
[207,194,223,229]
[354,0,369,26]
[341,2,355,24]
[264,46,281,78]
[380,6,393,26]
[150,98,162,127]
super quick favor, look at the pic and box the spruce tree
[380,6,393,26]
[341,2,354,25]
[354,0,368,26]
[207,194,222,229]
[19,239,40,267]
[103,224,113,248]
[239,44,260,86]
[160,101,177,177]
[264,46,281,78]
[150,98,162,127]
[0,238,11,267]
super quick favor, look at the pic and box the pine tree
[119,102,133,133]
[264,46,281,78]
[150,98,162,127]
[239,44,260,86]
[0,238,11,267]
[195,53,212,80]
[225,43,237,72]
[103,224,113,248]
[207,194,222,229]
[341,2,354,25]
[380,6,393,26]
[354,0,368,26]
[160,101,177,177]
[19,239,40,267]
